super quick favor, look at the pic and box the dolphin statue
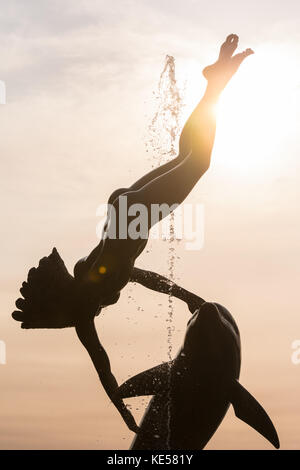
[114,302,280,450]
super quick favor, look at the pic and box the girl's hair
[12,248,80,329]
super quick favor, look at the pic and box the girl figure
[12,35,253,433]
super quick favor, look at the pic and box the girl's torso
[74,187,149,306]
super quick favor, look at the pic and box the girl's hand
[120,404,140,434]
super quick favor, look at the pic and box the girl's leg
[84,35,253,275]
[125,34,253,194]
[127,150,186,192]
[106,155,188,209]
[124,35,253,221]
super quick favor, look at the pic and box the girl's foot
[203,34,254,94]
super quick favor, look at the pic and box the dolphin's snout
[187,302,221,329]
[184,302,223,352]
[198,302,222,326]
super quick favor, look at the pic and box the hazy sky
[1,0,300,449]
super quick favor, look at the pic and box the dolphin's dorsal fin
[230,379,280,449]
[115,361,173,399]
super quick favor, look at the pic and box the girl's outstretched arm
[131,267,205,314]
[75,319,139,433]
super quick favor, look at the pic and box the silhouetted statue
[114,299,280,449]
[12,35,254,434]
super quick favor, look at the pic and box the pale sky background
[1,0,300,450]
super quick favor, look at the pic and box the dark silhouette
[12,35,254,433]
[114,300,280,450]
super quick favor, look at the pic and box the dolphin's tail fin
[230,379,280,449]
[114,361,173,400]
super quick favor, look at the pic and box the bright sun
[183,43,299,179]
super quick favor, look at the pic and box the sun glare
[182,44,300,179]
[216,44,299,177]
